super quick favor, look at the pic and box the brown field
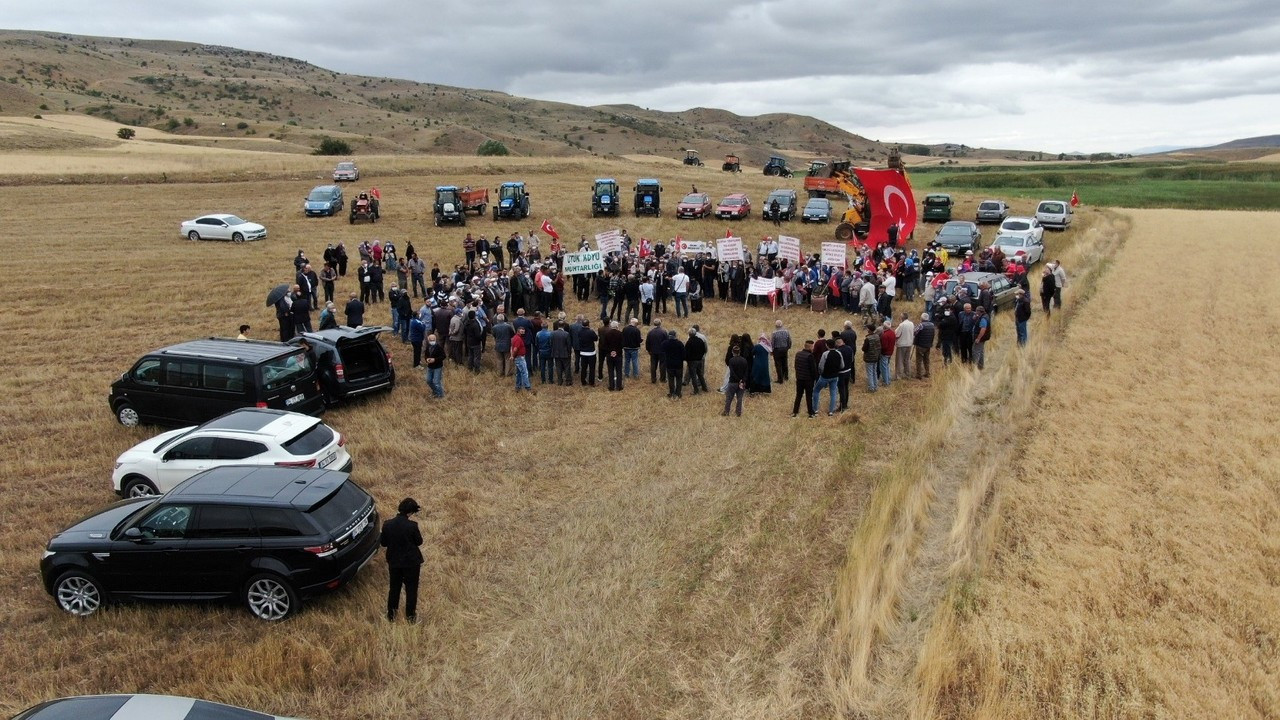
[0,134,1271,719]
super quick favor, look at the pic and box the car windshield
[1002,220,1031,231]
[500,186,520,200]
[721,198,744,206]
[925,196,950,206]
[998,237,1028,247]
[221,215,248,226]
[154,428,195,453]
[336,163,355,171]
[680,194,703,204]
[307,190,331,201]
[805,200,827,210]
[768,194,790,203]
[260,351,312,392]
[938,225,970,238]
[1040,202,1065,213]
[979,202,1001,211]
[437,189,458,203]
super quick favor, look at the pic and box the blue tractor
[592,178,620,217]
[493,181,530,221]
[633,178,661,217]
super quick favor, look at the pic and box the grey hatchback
[801,197,832,223]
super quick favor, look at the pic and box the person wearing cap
[381,498,424,623]
[1014,289,1032,346]
[973,306,991,370]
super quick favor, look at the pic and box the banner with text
[821,242,847,268]
[673,239,707,255]
[595,230,623,255]
[747,277,776,296]
[777,236,802,264]
[563,250,605,275]
[718,236,744,263]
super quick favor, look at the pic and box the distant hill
[1209,135,1280,150]
[0,29,903,167]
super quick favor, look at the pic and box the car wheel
[55,570,105,617]
[122,475,159,498]
[187,231,200,242]
[232,232,245,243]
[115,403,139,427]
[244,573,299,621]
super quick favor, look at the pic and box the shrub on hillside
[117,127,136,140]
[315,137,352,155]
[477,140,510,156]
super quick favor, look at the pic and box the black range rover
[41,466,379,621]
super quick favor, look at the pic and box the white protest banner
[821,241,847,268]
[718,236,744,262]
[675,240,707,255]
[748,277,775,296]
[595,229,623,254]
[777,235,802,264]
[563,250,605,275]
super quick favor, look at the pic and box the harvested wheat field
[0,136,1271,719]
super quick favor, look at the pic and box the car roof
[722,193,748,200]
[636,178,660,184]
[950,272,1005,283]
[197,213,239,221]
[148,338,300,364]
[594,178,616,183]
[679,193,706,200]
[309,185,339,192]
[198,408,321,440]
[167,466,349,509]
[14,694,290,720]
[500,181,524,187]
[1002,216,1035,223]
[805,197,829,204]
[941,220,976,228]
[336,161,355,166]
[926,193,952,199]
[435,185,459,191]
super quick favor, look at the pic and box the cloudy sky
[4,1,1278,153]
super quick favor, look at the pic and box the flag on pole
[539,219,560,240]
[852,168,917,246]
[639,237,651,258]
[1070,190,1080,207]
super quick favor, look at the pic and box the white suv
[1035,199,1074,230]
[112,409,351,497]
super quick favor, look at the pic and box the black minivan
[109,338,325,428]
[41,466,380,621]
[291,327,395,405]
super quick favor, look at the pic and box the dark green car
[922,194,954,222]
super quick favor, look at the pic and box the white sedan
[179,213,267,243]
[990,234,1045,265]
[112,408,351,497]
[994,216,1044,245]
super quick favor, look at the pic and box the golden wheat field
[0,126,1272,719]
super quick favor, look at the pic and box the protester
[550,321,574,386]
[749,334,772,394]
[771,319,792,383]
[577,320,599,386]
[622,318,642,379]
[792,339,817,418]
[813,338,843,416]
[914,312,936,379]
[894,312,915,381]
[601,320,625,391]
[512,325,532,391]
[1040,266,1057,316]
[862,323,882,392]
[878,318,895,387]
[1014,289,1032,346]
[722,346,749,416]
[684,326,709,395]
[1051,260,1067,308]
[646,319,667,384]
[973,306,991,370]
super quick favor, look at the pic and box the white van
[1035,199,1074,230]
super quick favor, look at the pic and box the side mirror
[124,527,145,542]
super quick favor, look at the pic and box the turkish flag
[639,237,651,258]
[539,219,560,240]
[853,168,916,247]
[1070,190,1080,207]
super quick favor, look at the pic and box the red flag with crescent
[539,219,560,240]
[853,168,916,246]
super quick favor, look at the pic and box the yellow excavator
[804,148,906,240]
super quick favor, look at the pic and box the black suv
[291,327,395,405]
[110,338,324,428]
[41,466,379,621]
[762,188,798,221]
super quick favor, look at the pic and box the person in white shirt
[1050,260,1067,308]
[670,269,690,318]
[894,312,915,380]
[880,272,897,317]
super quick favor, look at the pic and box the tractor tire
[834,222,856,241]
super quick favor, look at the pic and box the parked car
[922,193,954,222]
[332,161,359,182]
[1035,199,1074,229]
[801,197,832,223]
[762,188,798,221]
[179,214,267,243]
[303,185,344,217]
[676,192,712,219]
[940,272,1021,310]
[975,199,1009,224]
[995,216,1045,246]
[111,408,352,497]
[991,234,1045,265]
[109,338,325,428]
[934,220,982,255]
[290,327,395,405]
[41,466,380,621]
[11,694,305,720]
[716,193,751,220]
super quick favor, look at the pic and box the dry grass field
[1,129,1272,719]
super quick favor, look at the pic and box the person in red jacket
[879,318,896,387]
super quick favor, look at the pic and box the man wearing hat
[381,498,424,623]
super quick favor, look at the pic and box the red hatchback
[716,193,751,220]
[676,192,712,219]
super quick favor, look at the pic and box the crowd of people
[264,227,1068,416]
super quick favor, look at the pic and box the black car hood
[49,497,155,547]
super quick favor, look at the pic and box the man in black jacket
[381,498,424,622]
[723,345,749,416]
[792,340,817,418]
[1014,288,1031,346]
[601,320,625,391]
[646,320,668,384]
[914,312,937,379]
[577,320,599,386]
[684,327,708,394]
[662,330,686,398]
[344,292,364,328]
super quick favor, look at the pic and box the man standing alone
[381,498,424,623]
[792,339,817,418]
[771,319,792,383]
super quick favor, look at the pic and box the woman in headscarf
[749,334,773,394]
